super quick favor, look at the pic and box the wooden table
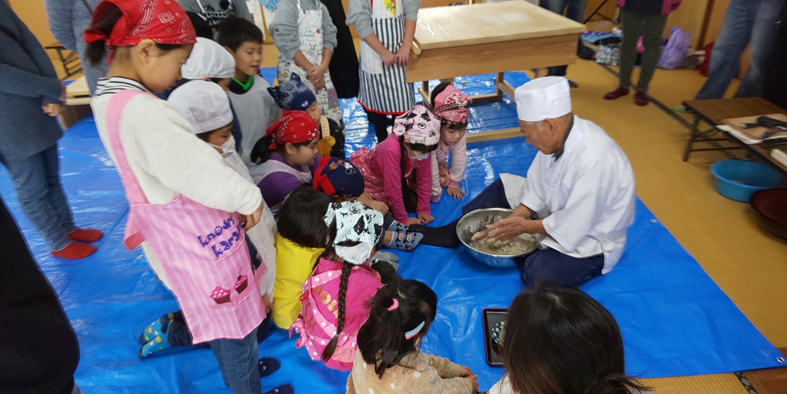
[683,97,787,176]
[58,76,92,129]
[45,43,82,79]
[406,1,586,142]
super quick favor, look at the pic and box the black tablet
[482,308,508,366]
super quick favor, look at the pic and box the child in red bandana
[249,110,322,215]
[84,1,288,393]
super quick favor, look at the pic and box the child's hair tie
[387,298,399,311]
[405,321,425,340]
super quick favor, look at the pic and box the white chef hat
[515,76,572,122]
[181,37,236,80]
[168,80,234,134]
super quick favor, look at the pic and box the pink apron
[106,91,265,344]
[290,265,369,371]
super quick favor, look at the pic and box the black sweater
[0,198,80,394]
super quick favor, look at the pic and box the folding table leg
[682,114,701,161]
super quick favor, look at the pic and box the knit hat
[392,105,441,146]
[267,74,317,111]
[181,37,235,79]
[265,110,320,149]
[323,201,384,265]
[85,0,196,63]
[434,85,472,123]
[515,77,572,122]
[313,157,365,199]
[167,80,233,134]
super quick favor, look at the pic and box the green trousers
[619,8,668,93]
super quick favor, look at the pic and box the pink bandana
[85,0,196,58]
[392,105,440,146]
[266,110,320,149]
[434,85,472,123]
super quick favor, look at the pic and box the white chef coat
[506,116,636,274]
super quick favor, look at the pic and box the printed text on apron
[106,91,265,344]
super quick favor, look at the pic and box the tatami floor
[564,59,787,394]
[260,41,787,393]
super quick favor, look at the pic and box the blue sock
[386,230,424,251]
[138,313,171,344]
[138,318,174,358]
[387,220,407,233]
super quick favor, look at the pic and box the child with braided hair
[347,279,478,393]
[290,201,387,371]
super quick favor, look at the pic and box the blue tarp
[0,71,782,393]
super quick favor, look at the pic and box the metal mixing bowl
[456,208,538,268]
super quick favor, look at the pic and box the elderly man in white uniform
[414,77,636,287]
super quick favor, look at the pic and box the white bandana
[323,201,384,265]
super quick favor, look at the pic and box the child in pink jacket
[429,84,471,202]
[350,105,440,226]
[290,201,385,371]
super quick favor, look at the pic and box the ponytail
[357,279,438,379]
[250,136,275,164]
[85,3,123,65]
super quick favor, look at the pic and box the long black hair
[357,279,438,379]
[277,185,331,248]
[250,137,313,164]
[316,209,383,363]
[84,3,185,66]
[398,136,438,195]
[501,282,650,394]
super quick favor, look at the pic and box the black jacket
[0,198,80,394]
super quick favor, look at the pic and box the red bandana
[84,0,196,55]
[266,110,320,149]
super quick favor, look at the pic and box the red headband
[313,157,336,196]
[266,111,320,150]
[84,0,196,57]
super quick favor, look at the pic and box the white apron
[277,0,343,127]
[357,0,415,114]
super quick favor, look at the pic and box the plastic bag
[596,44,620,66]
[658,27,691,69]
